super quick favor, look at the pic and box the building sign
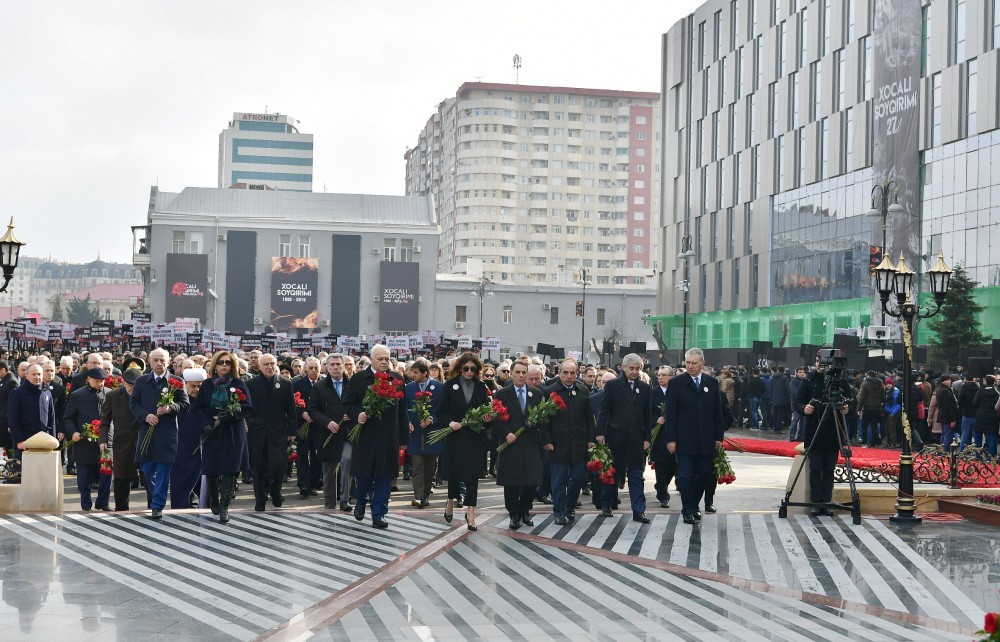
[270,257,319,330]
[379,261,419,331]
[240,113,282,122]
[165,253,208,323]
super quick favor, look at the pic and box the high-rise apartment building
[406,83,661,288]
[218,112,313,191]
[652,0,1000,354]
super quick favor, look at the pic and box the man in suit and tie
[309,353,351,509]
[649,365,677,508]
[664,348,725,525]
[542,359,595,525]
[494,360,543,528]
[293,356,324,498]
[596,353,652,523]
[405,358,443,509]
[128,348,190,519]
[245,353,297,511]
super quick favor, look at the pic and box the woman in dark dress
[435,352,493,530]
[193,350,253,523]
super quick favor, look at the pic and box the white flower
[229,387,236,393]
[275,382,280,389]
[161,388,168,394]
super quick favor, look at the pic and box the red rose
[986,612,997,634]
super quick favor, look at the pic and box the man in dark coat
[129,348,190,519]
[649,365,676,508]
[664,348,725,525]
[343,345,407,529]
[309,353,351,509]
[292,357,324,498]
[770,366,792,434]
[0,361,18,451]
[404,358,443,509]
[794,356,854,516]
[495,361,543,528]
[596,353,652,522]
[7,364,57,457]
[245,353,296,511]
[64,367,111,511]
[70,353,103,392]
[541,359,595,525]
[100,366,142,510]
[170,368,206,509]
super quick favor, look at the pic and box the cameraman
[794,355,855,517]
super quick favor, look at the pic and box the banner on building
[379,261,419,331]
[873,0,921,328]
[165,253,209,323]
[270,257,319,330]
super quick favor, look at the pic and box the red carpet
[724,437,1000,486]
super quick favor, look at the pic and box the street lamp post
[867,181,905,325]
[469,275,494,356]
[676,235,695,358]
[0,218,26,294]
[577,267,591,360]
[873,250,952,525]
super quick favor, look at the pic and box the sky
[0,1,699,264]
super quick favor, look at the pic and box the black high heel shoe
[444,507,453,523]
[465,512,477,532]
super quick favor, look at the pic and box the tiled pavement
[0,508,991,641]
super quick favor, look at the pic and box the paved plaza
[0,452,996,641]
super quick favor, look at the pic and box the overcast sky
[0,1,698,264]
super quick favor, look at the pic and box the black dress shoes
[509,517,522,529]
[521,514,534,527]
[682,514,696,525]
[600,508,613,518]
[254,503,266,512]
[810,507,823,517]
[633,513,651,524]
[340,501,351,511]
[150,509,162,520]
[299,489,310,498]
[373,517,389,529]
[444,509,454,524]
[694,511,703,521]
[566,510,576,521]
[705,505,717,513]
[554,516,568,525]
[354,503,365,521]
[272,496,284,508]
[420,499,430,508]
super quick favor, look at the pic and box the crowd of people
[3,344,995,530]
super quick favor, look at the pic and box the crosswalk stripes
[329,532,967,641]
[522,512,985,627]
[0,512,447,641]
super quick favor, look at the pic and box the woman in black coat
[193,350,252,523]
[972,376,999,456]
[435,352,493,529]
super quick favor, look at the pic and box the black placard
[752,340,771,355]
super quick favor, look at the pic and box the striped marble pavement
[0,511,449,641]
[519,511,986,629]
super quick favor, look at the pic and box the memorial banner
[270,257,319,330]
[165,253,208,323]
[379,261,419,331]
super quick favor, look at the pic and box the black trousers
[503,485,534,517]
[448,477,478,507]
[113,477,133,511]
[808,448,838,503]
[654,461,678,501]
[251,446,285,505]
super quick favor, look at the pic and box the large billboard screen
[165,253,208,322]
[270,257,318,330]
[379,261,419,331]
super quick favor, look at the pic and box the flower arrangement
[104,375,124,390]
[427,396,508,445]
[977,612,998,641]
[412,390,434,423]
[140,376,183,455]
[496,391,565,454]
[80,419,100,444]
[347,371,405,443]
[976,494,1000,507]
[648,400,667,457]
[213,386,247,428]
[287,443,299,464]
[294,391,310,439]
[714,445,736,484]
[586,442,616,486]
[98,451,113,476]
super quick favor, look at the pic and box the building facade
[11,257,140,318]
[218,112,313,192]
[406,82,662,289]
[138,186,438,335]
[652,0,1000,353]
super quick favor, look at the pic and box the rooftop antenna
[513,54,522,85]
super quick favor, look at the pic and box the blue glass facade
[231,171,312,183]
[238,121,290,133]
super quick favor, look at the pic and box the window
[733,257,741,307]
[383,237,396,261]
[596,308,606,325]
[278,234,291,257]
[932,73,942,146]
[790,72,800,128]
[821,0,830,56]
[503,305,512,324]
[172,231,185,254]
[847,0,856,43]
[400,239,414,262]
[844,107,855,170]
[777,134,786,190]
[768,83,778,138]
[635,115,647,124]
[751,254,760,307]
[778,23,787,76]
[744,203,753,254]
[819,118,829,179]
[727,207,735,258]
[715,10,723,60]
[835,49,845,111]
[731,0,739,48]
[811,62,821,121]
[799,9,808,67]
[798,128,807,186]
[455,306,467,323]
[955,0,966,63]
[861,37,872,101]
[550,307,559,324]
[298,235,310,257]
[922,5,931,75]
[967,59,977,136]
[188,231,203,255]
[710,210,718,261]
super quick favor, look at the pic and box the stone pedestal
[784,443,811,515]
[0,432,64,514]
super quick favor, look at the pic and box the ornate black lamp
[0,218,26,294]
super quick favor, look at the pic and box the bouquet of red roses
[213,386,247,428]
[98,451,113,476]
[497,391,565,454]
[347,371,405,443]
[648,400,667,456]
[587,442,616,486]
[412,390,434,423]
[293,391,310,439]
[427,396,509,445]
[104,375,124,390]
[80,419,101,444]
[976,612,999,642]
[287,443,299,464]
[714,444,736,484]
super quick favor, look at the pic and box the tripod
[779,398,861,525]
